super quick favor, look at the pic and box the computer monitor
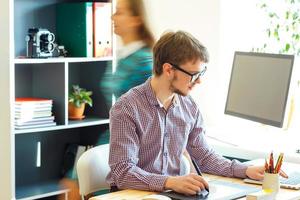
[225,51,294,128]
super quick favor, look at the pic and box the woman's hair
[153,31,209,76]
[128,0,155,48]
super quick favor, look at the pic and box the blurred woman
[101,0,155,101]
[59,1,155,199]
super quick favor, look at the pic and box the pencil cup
[262,172,280,194]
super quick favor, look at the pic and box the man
[107,31,265,195]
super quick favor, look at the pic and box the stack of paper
[15,97,56,129]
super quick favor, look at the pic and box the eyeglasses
[170,63,207,83]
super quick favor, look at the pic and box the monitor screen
[225,51,294,128]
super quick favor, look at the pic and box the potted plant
[68,85,93,120]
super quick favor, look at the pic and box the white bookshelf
[0,0,14,199]
[14,56,114,64]
[1,0,114,199]
[15,118,110,135]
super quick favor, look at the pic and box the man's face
[169,59,206,96]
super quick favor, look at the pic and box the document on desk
[160,180,260,200]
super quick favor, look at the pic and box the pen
[191,158,209,192]
[269,152,274,173]
[264,158,269,173]
[276,153,284,173]
[274,153,281,173]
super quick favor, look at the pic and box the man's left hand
[245,165,289,180]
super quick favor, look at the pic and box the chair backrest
[76,143,191,196]
[77,144,110,196]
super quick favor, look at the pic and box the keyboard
[280,172,300,185]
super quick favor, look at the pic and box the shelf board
[67,56,113,63]
[68,117,110,127]
[14,56,113,64]
[16,180,69,200]
[14,117,109,134]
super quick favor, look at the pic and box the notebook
[244,159,300,190]
[160,180,260,200]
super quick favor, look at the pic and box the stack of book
[15,97,56,129]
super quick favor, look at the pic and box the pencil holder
[262,172,280,193]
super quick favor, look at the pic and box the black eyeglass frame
[169,63,207,83]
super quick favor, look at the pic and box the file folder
[56,2,93,57]
[93,2,112,57]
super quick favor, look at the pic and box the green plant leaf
[267,29,271,37]
[274,29,279,39]
[269,12,275,18]
[260,3,267,8]
[285,43,291,52]
[286,11,290,19]
[293,12,299,20]
[69,85,93,108]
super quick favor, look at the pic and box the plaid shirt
[107,78,248,191]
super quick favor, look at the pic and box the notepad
[160,180,260,200]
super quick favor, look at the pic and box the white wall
[0,0,13,198]
[144,0,221,125]
[218,0,267,123]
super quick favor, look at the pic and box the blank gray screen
[225,52,294,127]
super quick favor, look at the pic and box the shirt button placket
[162,110,169,174]
[162,151,168,174]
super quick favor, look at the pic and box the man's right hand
[164,173,209,196]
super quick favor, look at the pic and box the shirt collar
[145,78,179,107]
[156,96,179,108]
[117,41,146,59]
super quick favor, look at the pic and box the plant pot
[68,102,85,120]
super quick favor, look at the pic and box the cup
[262,172,280,193]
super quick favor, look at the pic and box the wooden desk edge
[89,174,300,200]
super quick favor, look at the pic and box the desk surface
[89,174,300,200]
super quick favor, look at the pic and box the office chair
[77,144,110,200]
[76,144,191,200]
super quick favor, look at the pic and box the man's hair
[153,31,209,76]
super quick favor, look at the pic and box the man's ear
[162,63,173,77]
